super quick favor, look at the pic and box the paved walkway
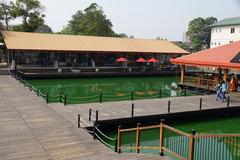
[0,75,170,160]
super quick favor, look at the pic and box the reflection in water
[28,76,181,98]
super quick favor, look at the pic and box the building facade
[210,17,240,48]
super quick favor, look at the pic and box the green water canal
[27,76,194,104]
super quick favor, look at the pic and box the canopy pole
[180,65,185,84]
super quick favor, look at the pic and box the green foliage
[0,1,14,30]
[175,42,192,52]
[187,17,217,52]
[60,3,122,37]
[11,0,45,32]
[34,24,53,33]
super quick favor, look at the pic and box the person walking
[221,81,228,102]
[215,81,222,101]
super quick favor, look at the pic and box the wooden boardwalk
[0,75,170,160]
[49,91,240,127]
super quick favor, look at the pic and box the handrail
[163,124,190,137]
[194,133,240,138]
[95,133,115,148]
[95,126,116,141]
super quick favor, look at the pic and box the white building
[210,17,240,48]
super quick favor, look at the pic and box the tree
[11,0,45,32]
[34,24,53,33]
[187,17,217,52]
[61,3,115,37]
[0,1,14,30]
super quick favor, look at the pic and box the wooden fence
[117,121,240,160]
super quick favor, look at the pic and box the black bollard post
[159,89,162,99]
[100,93,102,103]
[168,100,171,113]
[96,110,99,122]
[131,91,134,101]
[199,98,202,110]
[37,89,39,96]
[78,114,81,128]
[131,103,134,117]
[184,88,187,96]
[64,94,67,105]
[227,96,230,108]
[89,108,92,121]
[93,122,97,140]
[46,92,49,103]
[114,138,118,152]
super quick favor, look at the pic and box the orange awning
[171,41,240,69]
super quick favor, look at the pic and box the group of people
[215,81,228,102]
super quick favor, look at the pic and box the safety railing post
[199,98,202,110]
[136,123,141,153]
[89,108,92,121]
[46,92,49,103]
[227,96,230,108]
[117,125,122,153]
[96,110,98,122]
[159,89,162,98]
[131,103,134,117]
[188,129,196,160]
[168,100,171,113]
[64,94,67,105]
[100,93,102,103]
[131,91,134,101]
[160,119,165,156]
[78,114,80,128]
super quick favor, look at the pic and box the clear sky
[7,0,240,41]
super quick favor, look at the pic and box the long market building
[1,31,188,77]
[170,41,240,92]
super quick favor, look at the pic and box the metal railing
[117,121,240,160]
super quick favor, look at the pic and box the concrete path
[0,75,170,160]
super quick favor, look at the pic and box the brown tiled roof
[1,31,188,54]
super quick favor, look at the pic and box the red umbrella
[116,57,128,62]
[147,57,159,63]
[136,57,147,63]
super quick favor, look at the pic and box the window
[230,28,235,33]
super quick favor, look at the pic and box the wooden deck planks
[0,75,170,160]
